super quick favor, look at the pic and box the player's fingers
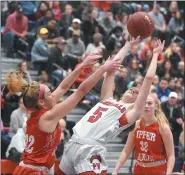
[92,55,102,60]
[136,35,140,41]
[162,40,165,48]
[159,39,162,45]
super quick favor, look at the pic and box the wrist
[125,42,131,49]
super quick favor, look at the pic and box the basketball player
[59,39,165,175]
[6,54,120,175]
[112,94,175,175]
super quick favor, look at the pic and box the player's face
[142,96,156,117]
[43,86,56,109]
[122,87,139,103]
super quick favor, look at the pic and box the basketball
[127,12,155,39]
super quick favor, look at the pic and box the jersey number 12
[88,106,108,123]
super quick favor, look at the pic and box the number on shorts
[88,106,108,123]
[25,134,35,153]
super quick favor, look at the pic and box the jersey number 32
[88,107,108,123]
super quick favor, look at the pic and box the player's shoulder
[135,119,141,129]
[158,123,171,135]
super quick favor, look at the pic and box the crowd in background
[1,1,185,173]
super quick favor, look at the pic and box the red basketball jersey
[21,108,61,169]
[135,121,167,163]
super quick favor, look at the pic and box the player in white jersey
[59,38,165,175]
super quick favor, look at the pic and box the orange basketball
[127,12,155,39]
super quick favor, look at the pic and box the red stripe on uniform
[119,113,128,127]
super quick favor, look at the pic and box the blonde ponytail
[155,98,170,130]
[6,71,40,109]
[6,71,29,93]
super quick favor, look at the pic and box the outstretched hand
[104,56,122,72]
[126,35,141,47]
[153,39,165,55]
[82,54,102,67]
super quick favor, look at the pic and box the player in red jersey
[6,54,121,175]
[113,94,175,175]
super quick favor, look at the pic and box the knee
[3,32,15,42]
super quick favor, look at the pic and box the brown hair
[6,71,40,109]
[18,60,28,70]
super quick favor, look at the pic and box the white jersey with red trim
[73,98,133,144]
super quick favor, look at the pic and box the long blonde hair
[154,97,170,130]
[142,94,170,130]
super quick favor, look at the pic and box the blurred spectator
[125,59,141,82]
[3,5,28,57]
[9,97,28,138]
[19,1,37,21]
[148,3,167,39]
[110,1,122,17]
[157,60,175,80]
[161,92,184,145]
[168,78,176,91]
[49,1,62,21]
[99,10,116,36]
[91,1,113,12]
[85,33,105,56]
[106,26,123,55]
[81,10,102,46]
[35,1,49,22]
[6,122,26,163]
[166,1,179,23]
[141,48,153,74]
[122,44,141,67]
[151,75,159,92]
[156,77,171,102]
[66,18,84,40]
[38,9,54,27]
[59,4,74,37]
[174,78,184,96]
[17,61,32,84]
[72,62,93,88]
[64,30,85,70]
[39,71,54,90]
[47,39,68,75]
[55,119,70,160]
[114,68,129,99]
[165,42,181,70]
[140,37,164,64]
[127,75,144,89]
[167,11,184,39]
[1,1,9,26]
[2,87,20,126]
[174,61,184,80]
[46,19,60,40]
[31,27,49,73]
[81,3,94,21]
[117,13,129,38]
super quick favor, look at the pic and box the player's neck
[142,116,156,126]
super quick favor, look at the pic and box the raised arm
[112,129,136,175]
[113,36,140,64]
[100,37,140,101]
[126,40,165,124]
[52,54,102,102]
[40,58,121,132]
